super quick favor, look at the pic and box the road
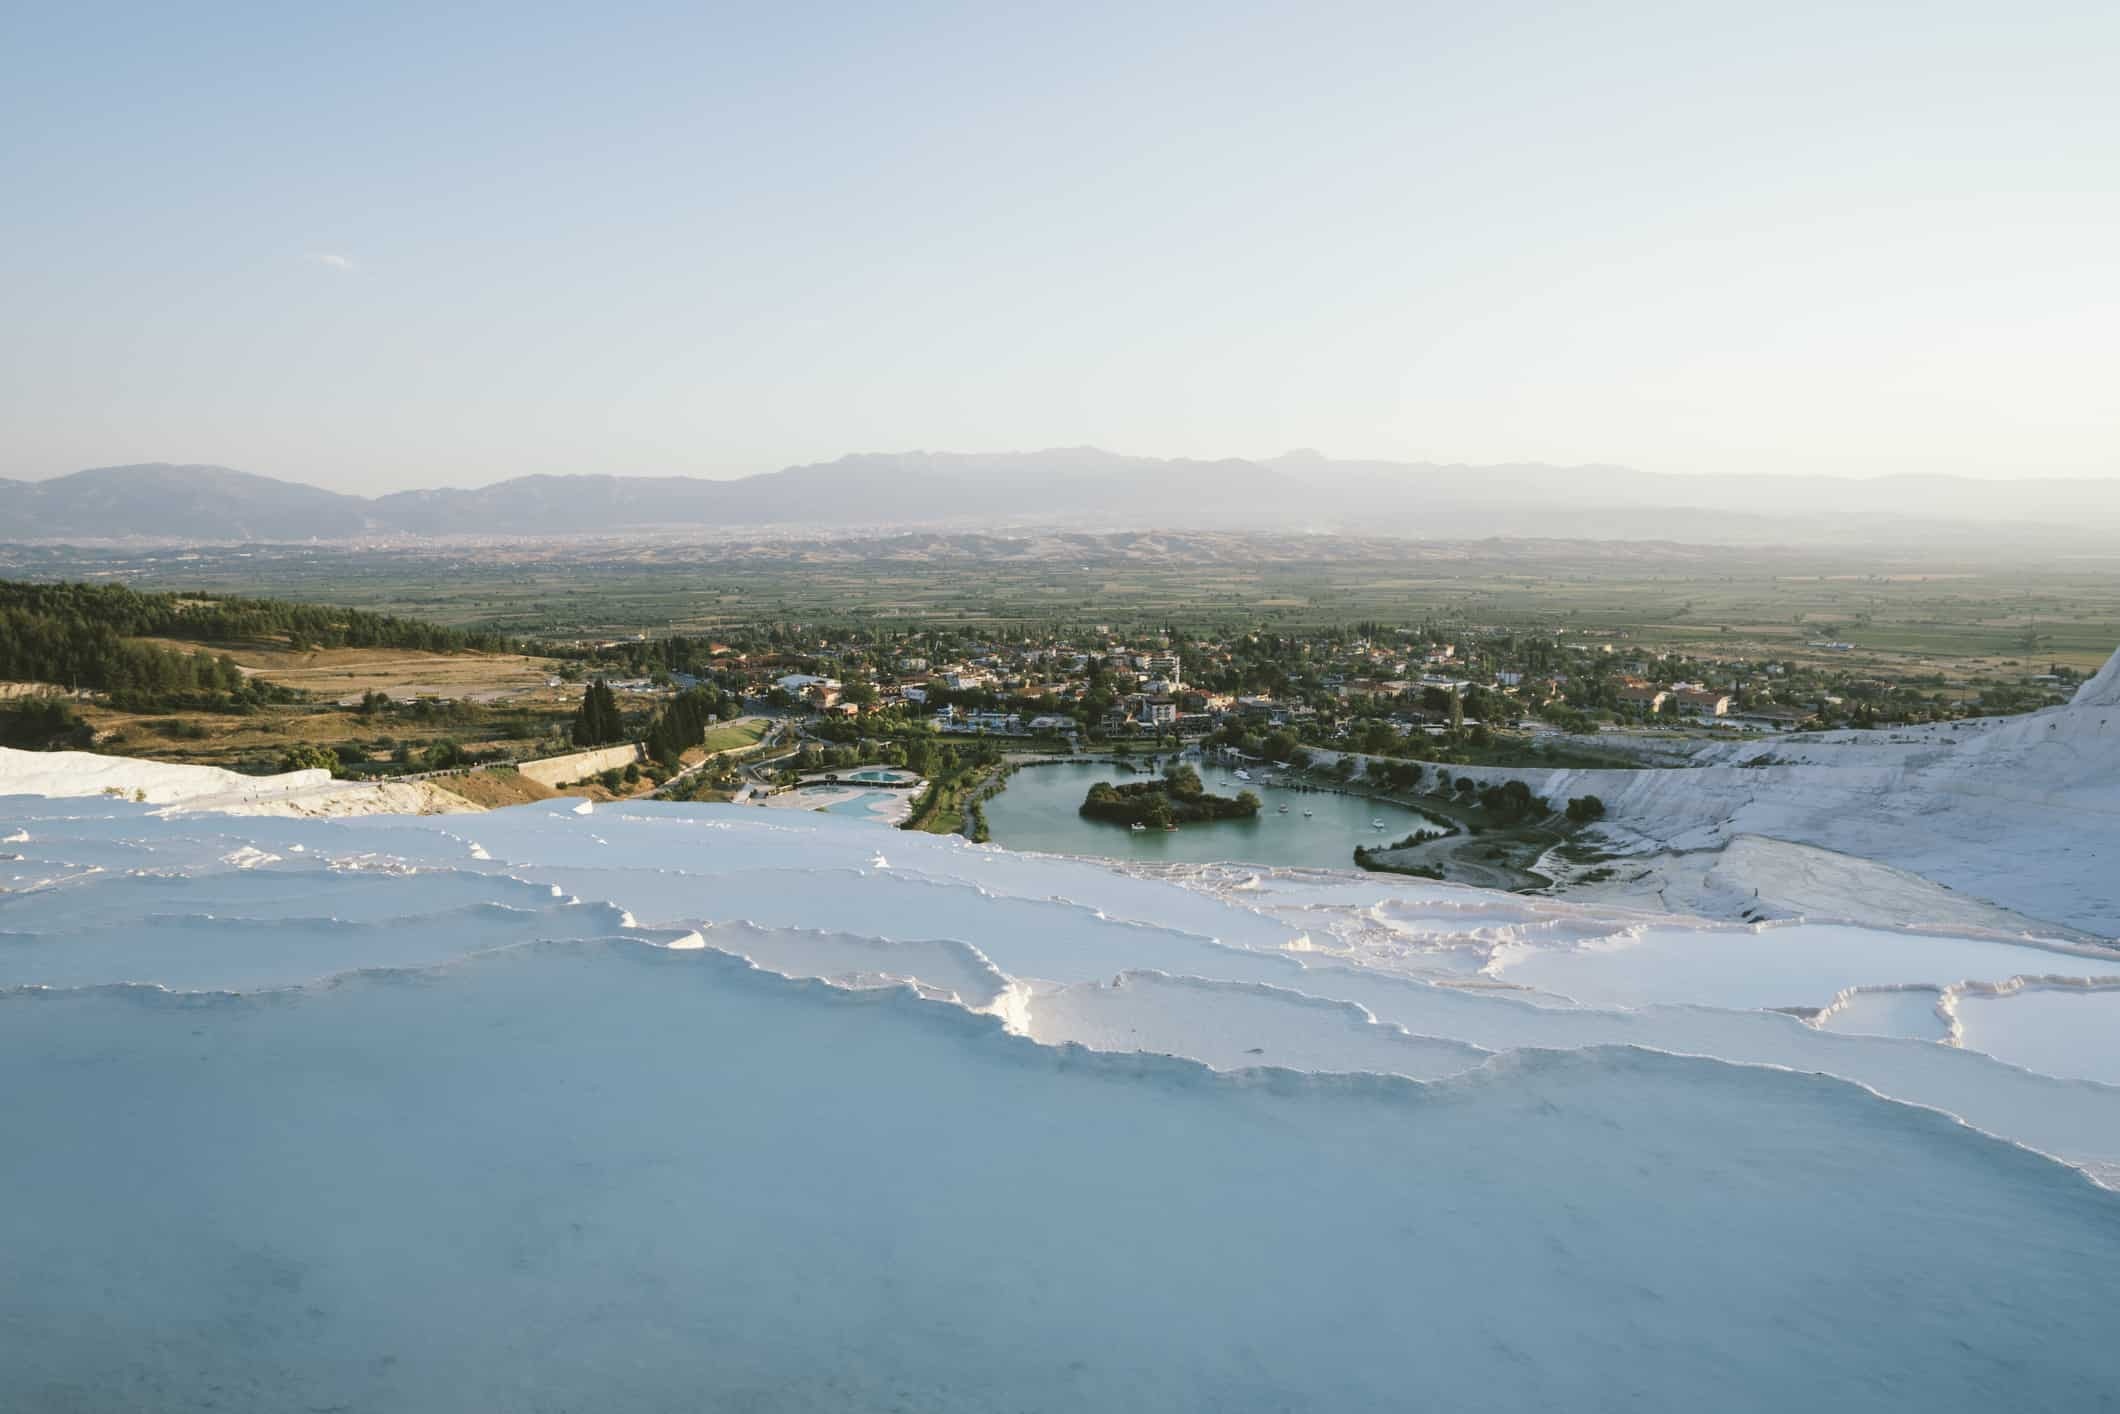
[653,717,789,796]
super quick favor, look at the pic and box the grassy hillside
[0,578,567,773]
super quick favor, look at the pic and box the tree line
[0,579,513,709]
[644,687,736,767]
[570,679,738,765]
[0,580,513,656]
[0,606,252,702]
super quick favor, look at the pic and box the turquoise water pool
[819,790,897,816]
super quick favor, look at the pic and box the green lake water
[981,760,1449,868]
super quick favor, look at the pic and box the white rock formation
[1394,646,2120,936]
[0,746,476,816]
[3,797,2119,1408]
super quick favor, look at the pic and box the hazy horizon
[5,1,2114,492]
[10,447,2120,492]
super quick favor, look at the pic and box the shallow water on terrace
[6,944,2120,1411]
[983,760,1449,868]
[1955,987,2120,1085]
[1492,923,2114,1012]
[1815,988,1950,1042]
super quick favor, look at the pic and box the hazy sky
[3,1,2114,491]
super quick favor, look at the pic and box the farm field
[12,535,2116,676]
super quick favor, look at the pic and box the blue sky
[2,0,2113,490]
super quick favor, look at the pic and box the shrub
[1478,779,1538,821]
[0,698,94,751]
[276,743,341,776]
[422,739,469,771]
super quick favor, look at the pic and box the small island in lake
[1079,764,1261,829]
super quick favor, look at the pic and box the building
[1671,688,1731,718]
[1616,684,1669,712]
[1730,706,1809,732]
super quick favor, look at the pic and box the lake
[982,760,1449,868]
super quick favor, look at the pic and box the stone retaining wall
[518,742,644,788]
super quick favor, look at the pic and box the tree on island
[1081,769,1261,828]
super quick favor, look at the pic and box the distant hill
[0,464,374,540]
[5,452,2117,545]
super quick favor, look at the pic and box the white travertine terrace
[4,757,2119,1408]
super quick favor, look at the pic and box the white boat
[1129,822,1147,831]
[1235,769,1252,781]
[1372,820,1387,829]
[1277,804,1289,814]
[1303,810,1314,818]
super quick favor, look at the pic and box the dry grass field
[72,638,575,774]
[135,639,558,702]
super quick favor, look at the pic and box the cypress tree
[571,680,625,747]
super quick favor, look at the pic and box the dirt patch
[432,770,559,809]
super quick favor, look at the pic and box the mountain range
[4,450,2117,546]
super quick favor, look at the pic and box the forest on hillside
[0,579,511,707]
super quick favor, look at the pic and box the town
[578,617,2085,760]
